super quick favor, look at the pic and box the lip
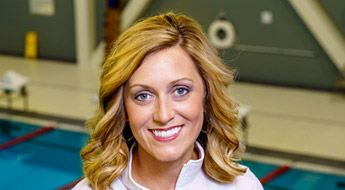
[150,125,181,131]
[150,125,183,142]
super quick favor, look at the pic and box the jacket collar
[119,141,205,190]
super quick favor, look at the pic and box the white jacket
[73,142,263,190]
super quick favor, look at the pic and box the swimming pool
[0,119,88,189]
[242,160,345,190]
[1,119,345,190]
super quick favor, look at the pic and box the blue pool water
[0,120,89,189]
[1,119,345,189]
[242,160,345,190]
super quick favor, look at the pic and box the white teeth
[162,131,167,137]
[152,126,181,138]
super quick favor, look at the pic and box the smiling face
[124,45,205,164]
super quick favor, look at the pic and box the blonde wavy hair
[81,12,246,190]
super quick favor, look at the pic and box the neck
[131,144,198,190]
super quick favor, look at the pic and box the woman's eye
[135,93,150,101]
[174,88,189,96]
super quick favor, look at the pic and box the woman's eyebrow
[128,84,152,90]
[128,78,194,91]
[169,78,194,85]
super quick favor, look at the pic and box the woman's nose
[153,97,175,124]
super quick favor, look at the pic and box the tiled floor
[1,54,345,177]
[0,55,100,120]
[230,82,345,162]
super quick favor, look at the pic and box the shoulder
[205,165,263,190]
[72,178,92,190]
[232,166,263,190]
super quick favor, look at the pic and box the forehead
[127,46,203,86]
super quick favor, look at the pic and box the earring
[127,136,134,142]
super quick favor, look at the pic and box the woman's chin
[150,149,193,164]
[154,154,182,163]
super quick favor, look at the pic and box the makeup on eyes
[128,78,196,103]
[174,88,188,95]
[135,93,150,101]
[171,85,192,99]
[132,90,153,103]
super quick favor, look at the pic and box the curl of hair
[80,12,245,190]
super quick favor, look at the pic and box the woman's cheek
[177,97,204,120]
[127,102,151,130]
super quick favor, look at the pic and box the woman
[73,12,263,190]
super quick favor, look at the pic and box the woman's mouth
[150,126,182,142]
